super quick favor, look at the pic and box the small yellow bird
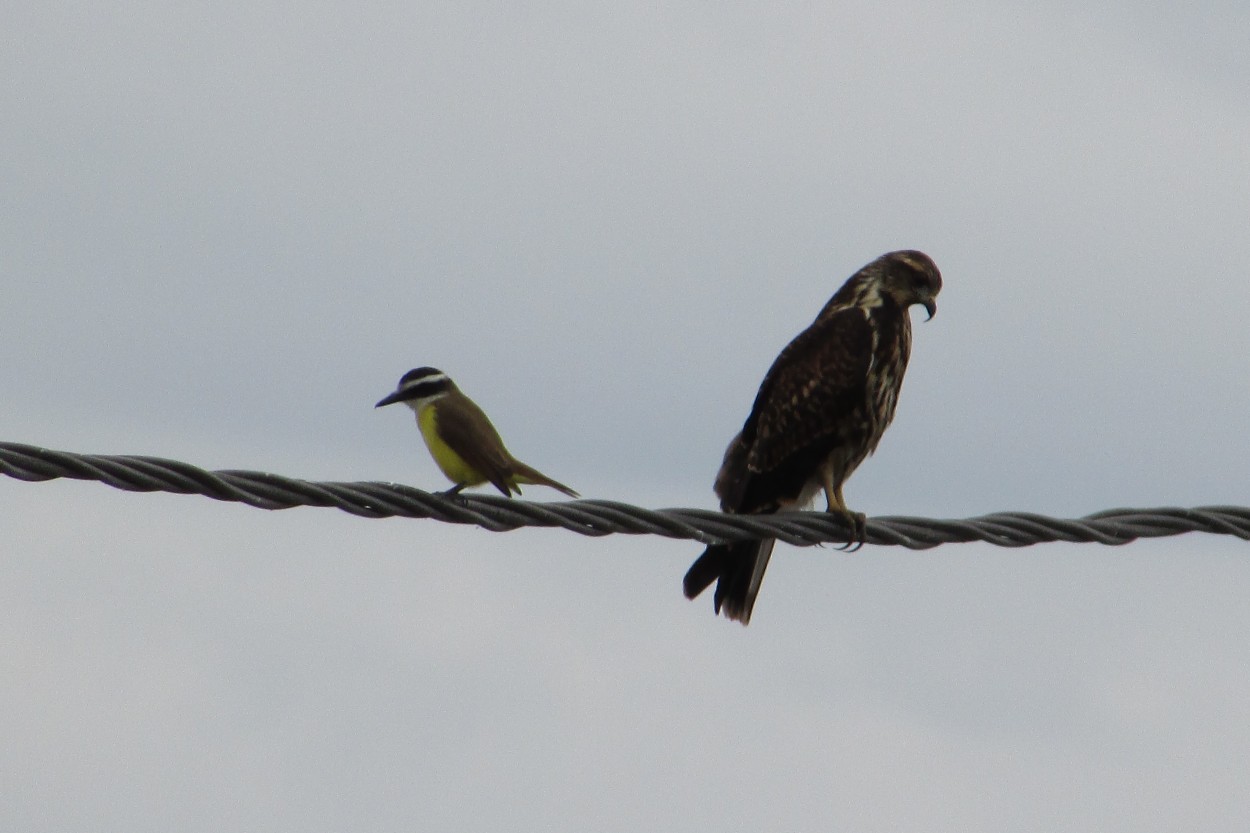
[376,366,579,498]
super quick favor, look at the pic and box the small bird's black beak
[923,299,937,320]
[375,391,406,408]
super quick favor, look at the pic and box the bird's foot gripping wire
[832,509,867,552]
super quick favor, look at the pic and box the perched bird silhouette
[376,367,578,498]
[683,250,942,624]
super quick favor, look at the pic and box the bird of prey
[376,367,579,498]
[683,250,942,624]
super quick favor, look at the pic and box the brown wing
[742,306,874,473]
[435,394,519,496]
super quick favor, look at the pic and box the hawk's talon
[832,510,867,551]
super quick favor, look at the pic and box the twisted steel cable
[3,441,1249,549]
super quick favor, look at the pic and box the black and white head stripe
[398,366,450,389]
[375,366,453,408]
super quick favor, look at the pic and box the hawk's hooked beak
[922,299,937,320]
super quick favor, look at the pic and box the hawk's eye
[894,255,931,289]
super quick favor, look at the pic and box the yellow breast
[416,403,485,487]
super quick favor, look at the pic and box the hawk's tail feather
[682,547,726,600]
[683,538,775,626]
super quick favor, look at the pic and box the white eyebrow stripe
[401,372,449,389]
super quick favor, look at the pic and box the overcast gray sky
[4,1,1250,830]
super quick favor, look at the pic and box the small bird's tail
[510,461,580,498]
[682,538,775,625]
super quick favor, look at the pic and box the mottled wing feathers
[434,395,517,495]
[742,306,874,473]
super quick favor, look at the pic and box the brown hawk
[683,250,942,624]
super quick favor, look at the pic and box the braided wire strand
[3,441,1249,548]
